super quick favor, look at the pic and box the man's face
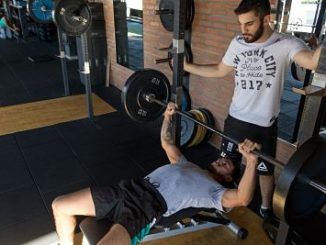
[238,10,265,43]
[210,157,235,178]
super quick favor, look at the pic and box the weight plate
[159,0,174,32]
[186,110,199,147]
[187,110,203,147]
[54,0,92,36]
[28,0,54,23]
[197,110,207,144]
[199,108,215,143]
[180,112,196,147]
[193,109,207,145]
[273,135,326,224]
[181,86,191,111]
[158,0,195,32]
[121,69,171,122]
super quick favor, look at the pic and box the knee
[52,195,66,214]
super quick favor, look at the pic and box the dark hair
[234,0,271,18]
[207,164,237,189]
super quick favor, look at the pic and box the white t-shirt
[222,32,308,127]
[146,156,226,216]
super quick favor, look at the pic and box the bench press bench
[79,207,248,244]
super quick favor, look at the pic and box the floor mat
[0,94,116,136]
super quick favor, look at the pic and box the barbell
[121,69,326,225]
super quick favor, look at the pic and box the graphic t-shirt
[146,156,226,216]
[222,32,307,127]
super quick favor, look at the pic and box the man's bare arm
[222,140,260,208]
[184,61,234,78]
[293,45,321,71]
[161,103,183,163]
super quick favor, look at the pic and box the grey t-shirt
[145,156,226,216]
[222,32,308,127]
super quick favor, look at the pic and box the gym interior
[0,0,325,244]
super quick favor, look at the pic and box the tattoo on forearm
[161,118,174,145]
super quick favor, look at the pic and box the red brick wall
[103,0,296,165]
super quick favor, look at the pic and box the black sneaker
[260,207,273,220]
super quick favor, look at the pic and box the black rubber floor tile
[72,143,125,166]
[125,139,168,165]
[94,111,133,129]
[0,184,47,230]
[27,85,66,102]
[94,86,123,110]
[88,158,145,186]
[0,134,18,153]
[15,127,61,149]
[0,89,32,106]
[0,149,33,193]
[27,156,91,193]
[22,139,75,164]
[56,119,104,144]
[0,213,57,245]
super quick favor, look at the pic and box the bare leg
[52,188,96,245]
[259,175,274,208]
[97,224,131,245]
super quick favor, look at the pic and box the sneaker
[260,207,273,220]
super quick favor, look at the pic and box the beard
[243,21,264,43]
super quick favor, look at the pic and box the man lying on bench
[52,102,260,245]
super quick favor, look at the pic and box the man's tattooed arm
[161,116,175,146]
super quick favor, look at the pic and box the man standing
[184,0,321,219]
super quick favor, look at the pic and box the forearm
[161,115,174,147]
[312,45,322,71]
[236,160,257,205]
[184,62,223,78]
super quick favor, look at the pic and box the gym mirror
[113,0,144,70]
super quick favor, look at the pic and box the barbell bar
[121,69,326,196]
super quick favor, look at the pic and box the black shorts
[90,178,167,238]
[220,115,277,176]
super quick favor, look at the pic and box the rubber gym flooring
[0,38,324,244]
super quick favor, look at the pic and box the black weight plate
[199,108,215,143]
[159,0,174,32]
[273,135,326,224]
[122,69,171,122]
[54,0,92,36]
[181,86,191,111]
[180,112,196,147]
[159,0,194,32]
[28,0,54,24]
[284,135,326,224]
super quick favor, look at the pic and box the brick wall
[102,0,296,165]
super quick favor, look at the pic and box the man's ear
[263,14,271,25]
